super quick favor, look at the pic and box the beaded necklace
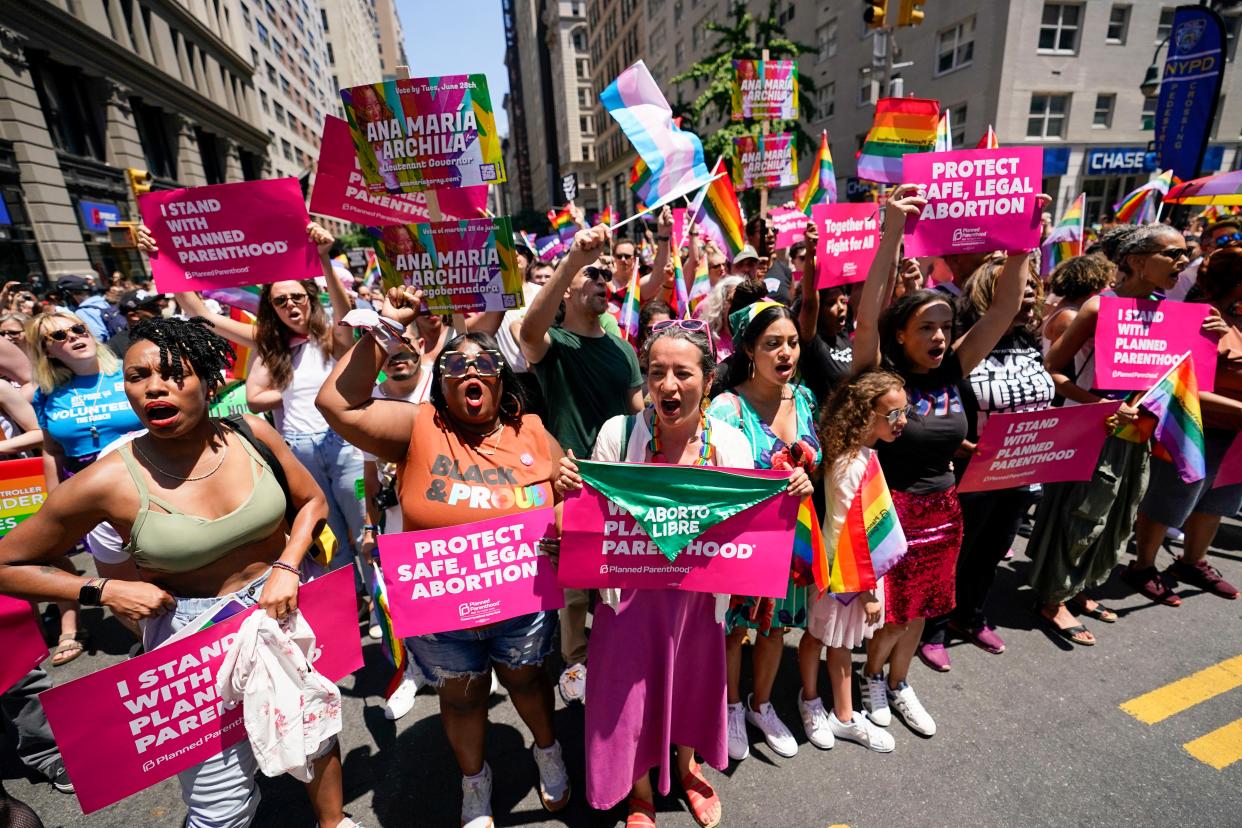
[648,405,712,465]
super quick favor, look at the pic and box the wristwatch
[79,577,109,606]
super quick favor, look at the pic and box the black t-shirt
[799,331,853,404]
[876,351,969,495]
[764,259,793,305]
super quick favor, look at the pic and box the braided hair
[128,316,236,399]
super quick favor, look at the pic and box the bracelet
[270,561,301,578]
[656,235,671,241]
[362,524,379,534]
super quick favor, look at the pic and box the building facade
[321,0,382,91]
[0,0,267,282]
[374,0,409,82]
[588,0,643,220]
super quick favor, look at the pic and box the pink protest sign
[769,207,807,250]
[958,402,1122,493]
[1093,297,1217,392]
[0,595,47,694]
[139,178,319,293]
[1212,433,1242,489]
[812,203,880,289]
[309,115,488,226]
[559,475,799,596]
[39,568,362,814]
[672,208,686,246]
[902,147,1043,257]
[377,507,563,637]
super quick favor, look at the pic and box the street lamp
[1141,38,1168,100]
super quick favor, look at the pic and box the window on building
[281,139,292,160]
[274,101,285,125]
[817,19,838,61]
[1106,5,1130,44]
[937,17,975,75]
[241,2,250,26]
[949,102,967,145]
[260,89,269,112]
[777,3,794,25]
[691,24,701,49]
[272,39,283,59]
[673,0,682,24]
[1038,3,1082,54]
[196,127,226,184]
[580,116,591,134]
[1027,93,1069,138]
[256,21,269,46]
[1093,93,1115,127]
[675,41,683,65]
[250,46,259,66]
[265,61,276,84]
[29,57,106,160]
[280,74,290,94]
[817,81,835,118]
[578,87,591,108]
[571,1,581,15]
[577,58,589,79]
[857,66,874,105]
[1141,93,1158,126]
[264,0,276,17]
[572,29,587,51]
[130,97,177,179]
[1157,7,1174,42]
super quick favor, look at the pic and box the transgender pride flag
[602,61,713,209]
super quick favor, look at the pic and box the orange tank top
[398,405,556,531]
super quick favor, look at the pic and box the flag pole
[758,48,770,221]
[1134,350,1194,408]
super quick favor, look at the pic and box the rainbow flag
[595,205,616,226]
[689,249,711,309]
[934,111,952,152]
[1114,171,1176,224]
[1041,193,1085,275]
[793,130,837,215]
[791,497,829,590]
[855,97,939,184]
[1118,353,1206,483]
[828,452,907,596]
[1198,205,1241,222]
[203,285,261,315]
[548,206,575,240]
[227,307,255,379]
[617,262,642,343]
[629,156,655,208]
[0,458,47,538]
[371,562,408,699]
[363,248,382,288]
[977,125,999,149]
[668,244,691,318]
[700,164,745,256]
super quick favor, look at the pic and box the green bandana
[576,459,788,561]
[727,299,783,342]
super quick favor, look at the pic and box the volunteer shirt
[533,326,641,457]
[33,367,143,460]
[965,332,1056,434]
[876,352,968,495]
[799,331,853,404]
[398,404,555,531]
[764,258,793,305]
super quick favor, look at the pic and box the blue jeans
[406,611,555,688]
[284,430,365,570]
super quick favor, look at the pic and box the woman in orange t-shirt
[317,290,569,828]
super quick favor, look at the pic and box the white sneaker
[796,693,834,750]
[558,663,586,704]
[829,710,895,753]
[461,763,494,827]
[382,664,420,721]
[531,741,571,812]
[744,694,798,758]
[862,673,892,727]
[888,682,936,736]
[726,702,749,761]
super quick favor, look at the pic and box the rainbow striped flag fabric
[855,97,939,184]
[828,452,907,596]
[595,205,616,226]
[793,130,837,215]
[617,264,642,343]
[548,206,576,240]
[934,111,953,152]
[1117,352,1206,483]
[226,307,255,380]
[629,156,655,208]
[791,496,830,591]
[371,562,408,699]
[668,244,690,318]
[1113,187,1156,224]
[977,125,999,149]
[689,249,711,309]
[1041,193,1085,275]
[363,248,382,287]
[700,165,745,256]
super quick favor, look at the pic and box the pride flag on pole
[595,205,616,226]
[548,206,576,240]
[977,125,999,149]
[791,497,829,590]
[1113,170,1177,224]
[934,111,953,152]
[1115,352,1206,483]
[602,61,714,209]
[1041,193,1085,275]
[793,130,837,215]
[371,562,408,699]
[827,452,907,596]
[855,97,939,184]
[617,263,642,343]
[700,162,746,256]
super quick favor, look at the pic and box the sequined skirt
[885,488,964,625]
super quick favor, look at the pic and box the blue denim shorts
[406,610,555,687]
[1140,429,1242,527]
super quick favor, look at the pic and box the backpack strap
[622,413,639,460]
[221,414,296,528]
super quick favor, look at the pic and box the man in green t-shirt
[520,224,643,705]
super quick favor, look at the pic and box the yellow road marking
[1184,718,1242,770]
[1120,654,1242,724]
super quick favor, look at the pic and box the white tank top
[280,341,333,434]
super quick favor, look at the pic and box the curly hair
[819,369,906,468]
[255,280,334,390]
[958,257,1044,334]
[701,275,743,336]
[1110,225,1183,275]
[428,331,529,428]
[1048,254,1113,303]
[128,316,236,399]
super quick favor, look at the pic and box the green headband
[727,299,783,342]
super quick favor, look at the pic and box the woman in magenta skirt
[555,321,810,827]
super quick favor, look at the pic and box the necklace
[133,431,229,482]
[648,406,712,465]
[467,421,505,456]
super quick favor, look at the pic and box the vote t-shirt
[398,404,556,532]
[876,352,969,495]
[33,368,143,461]
[799,331,853,404]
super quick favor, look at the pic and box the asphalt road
[5,515,1241,828]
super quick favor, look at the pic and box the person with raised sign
[0,317,359,828]
[1036,225,1226,636]
[850,184,1034,737]
[316,295,571,828]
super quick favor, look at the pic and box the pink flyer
[812,203,880,289]
[902,147,1043,257]
[769,207,808,250]
[39,568,362,814]
[558,476,798,596]
[957,402,1122,494]
[377,507,564,637]
[0,595,47,694]
[139,178,319,293]
[1093,296,1217,392]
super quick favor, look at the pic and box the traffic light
[897,0,925,26]
[127,168,152,196]
[863,0,887,29]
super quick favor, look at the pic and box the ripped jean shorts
[406,610,555,687]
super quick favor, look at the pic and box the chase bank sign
[1083,147,1150,176]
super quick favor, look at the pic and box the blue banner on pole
[1154,6,1225,182]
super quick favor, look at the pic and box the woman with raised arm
[315,290,570,828]
[850,183,1035,737]
[0,316,359,828]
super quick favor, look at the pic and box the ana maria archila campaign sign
[1154,6,1225,182]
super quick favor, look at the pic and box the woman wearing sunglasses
[555,318,808,828]
[28,311,144,665]
[316,290,571,828]
[0,311,30,349]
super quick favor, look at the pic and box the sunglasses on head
[271,292,309,308]
[882,404,914,425]
[648,318,717,357]
[44,323,89,343]
[439,349,505,378]
[0,329,21,339]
